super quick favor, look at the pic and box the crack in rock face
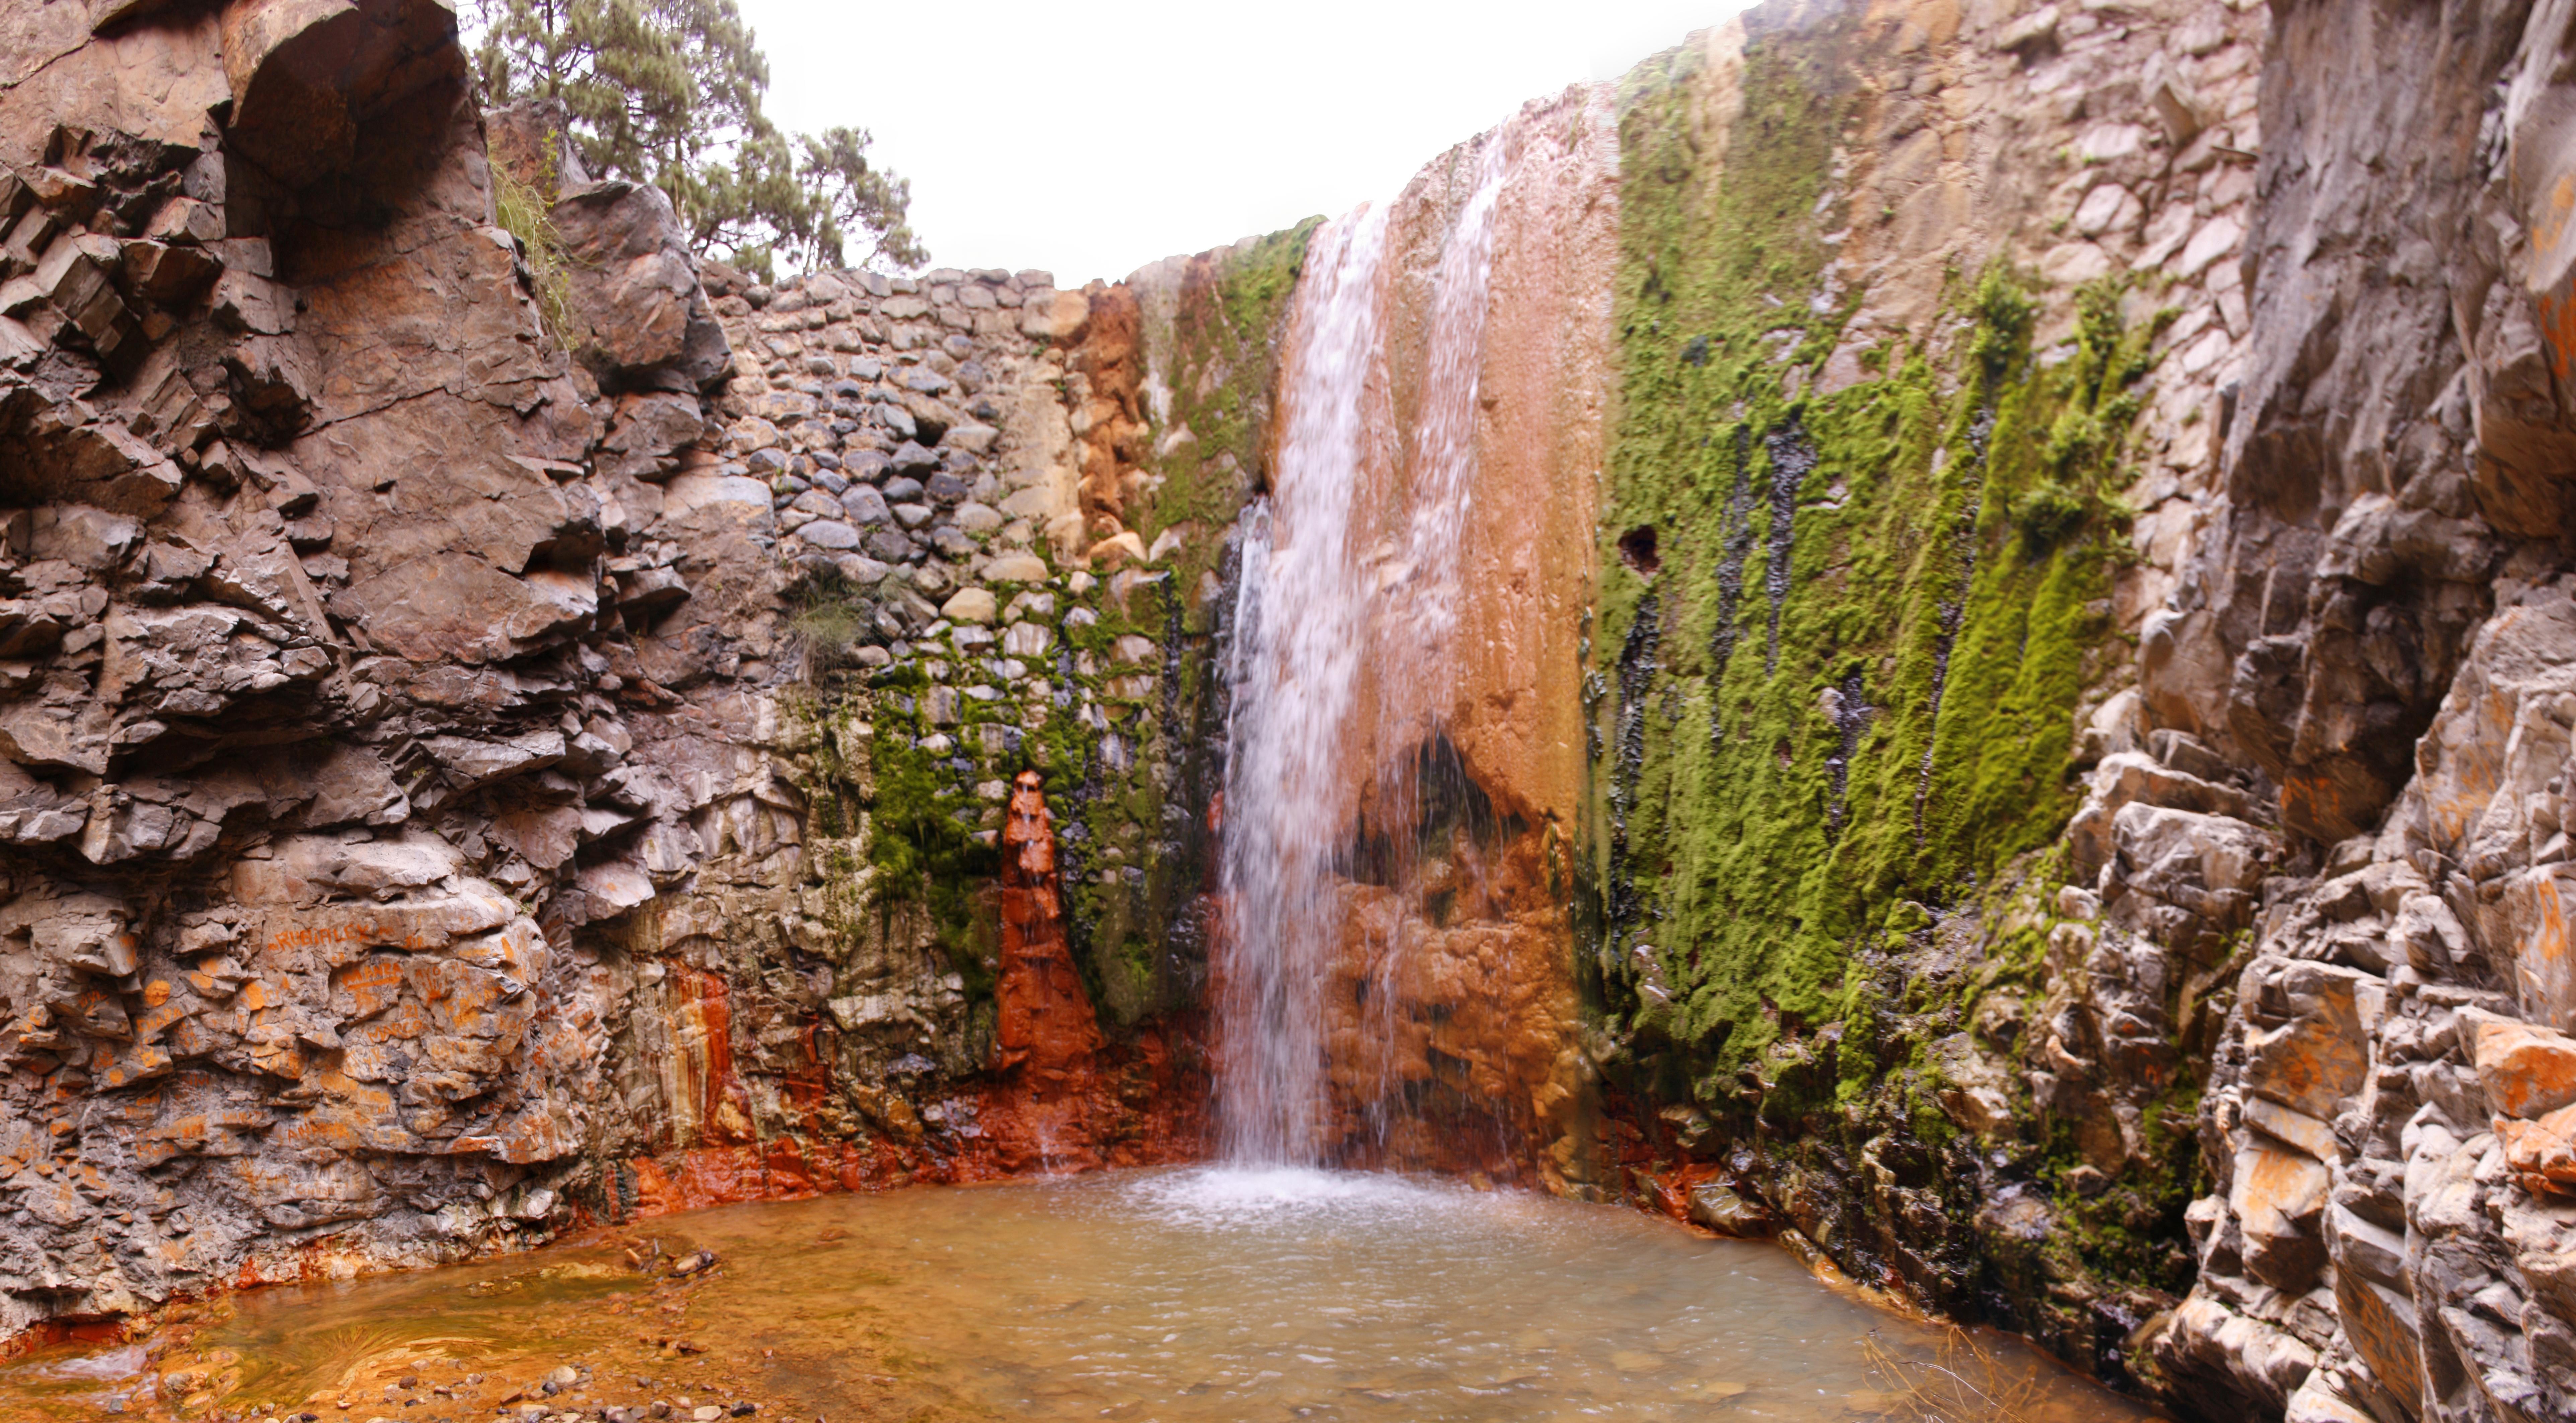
[1760,416,1814,679]
[1708,422,1757,749]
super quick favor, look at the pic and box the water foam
[1131,1165,1461,1225]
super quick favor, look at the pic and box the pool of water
[0,1168,2166,1422]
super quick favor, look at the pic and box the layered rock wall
[1571,2,2576,1421]
[0,0,661,1338]
[2129,3,2576,1416]
[0,0,1226,1342]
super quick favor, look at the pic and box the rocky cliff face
[8,1,2576,1421]
[1570,2,2576,1422]
[0,0,639,1337]
[0,0,1213,1345]
[2132,2,2576,1416]
[1571,0,2263,1389]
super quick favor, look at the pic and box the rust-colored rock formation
[994,771,1105,1083]
[1319,821,1577,1180]
[606,771,1200,1214]
[985,770,1109,1170]
[1064,282,1151,559]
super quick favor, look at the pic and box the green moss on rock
[1584,14,2190,1347]
[1129,219,1320,629]
[1592,25,2144,1075]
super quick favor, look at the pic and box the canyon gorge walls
[1574,2,2576,1423]
[3,0,2576,1421]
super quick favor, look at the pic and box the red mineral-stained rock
[2476,1018,2576,1121]
[2501,1104,2576,1196]
[983,771,1110,1172]
[995,770,1105,1084]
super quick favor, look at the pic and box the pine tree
[469,0,926,276]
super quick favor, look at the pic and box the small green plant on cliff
[790,599,868,667]
[2010,479,2090,555]
[1970,265,2035,377]
[785,566,879,672]
[489,146,581,344]
[2011,279,2158,560]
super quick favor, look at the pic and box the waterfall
[1215,134,1515,1167]
[1390,136,1508,674]
[1214,203,1390,1166]
[1352,139,1508,1150]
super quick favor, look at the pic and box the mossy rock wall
[1576,7,2203,1375]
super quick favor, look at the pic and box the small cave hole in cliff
[1618,524,1661,575]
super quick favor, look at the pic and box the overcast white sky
[737,0,1749,285]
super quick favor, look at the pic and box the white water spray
[1215,202,1391,1166]
[1216,133,1516,1166]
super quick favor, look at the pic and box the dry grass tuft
[490,151,582,347]
[1858,1325,2046,1422]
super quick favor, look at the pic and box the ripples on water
[0,1168,2167,1422]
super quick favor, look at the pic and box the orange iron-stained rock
[996,770,1104,1082]
[984,770,1113,1171]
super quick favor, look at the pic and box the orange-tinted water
[0,1168,2166,1422]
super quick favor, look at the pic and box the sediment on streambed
[5,1,2576,1420]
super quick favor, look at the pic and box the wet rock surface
[1568,0,2576,1420]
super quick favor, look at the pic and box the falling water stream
[1218,130,1512,1168]
[1215,199,1393,1166]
